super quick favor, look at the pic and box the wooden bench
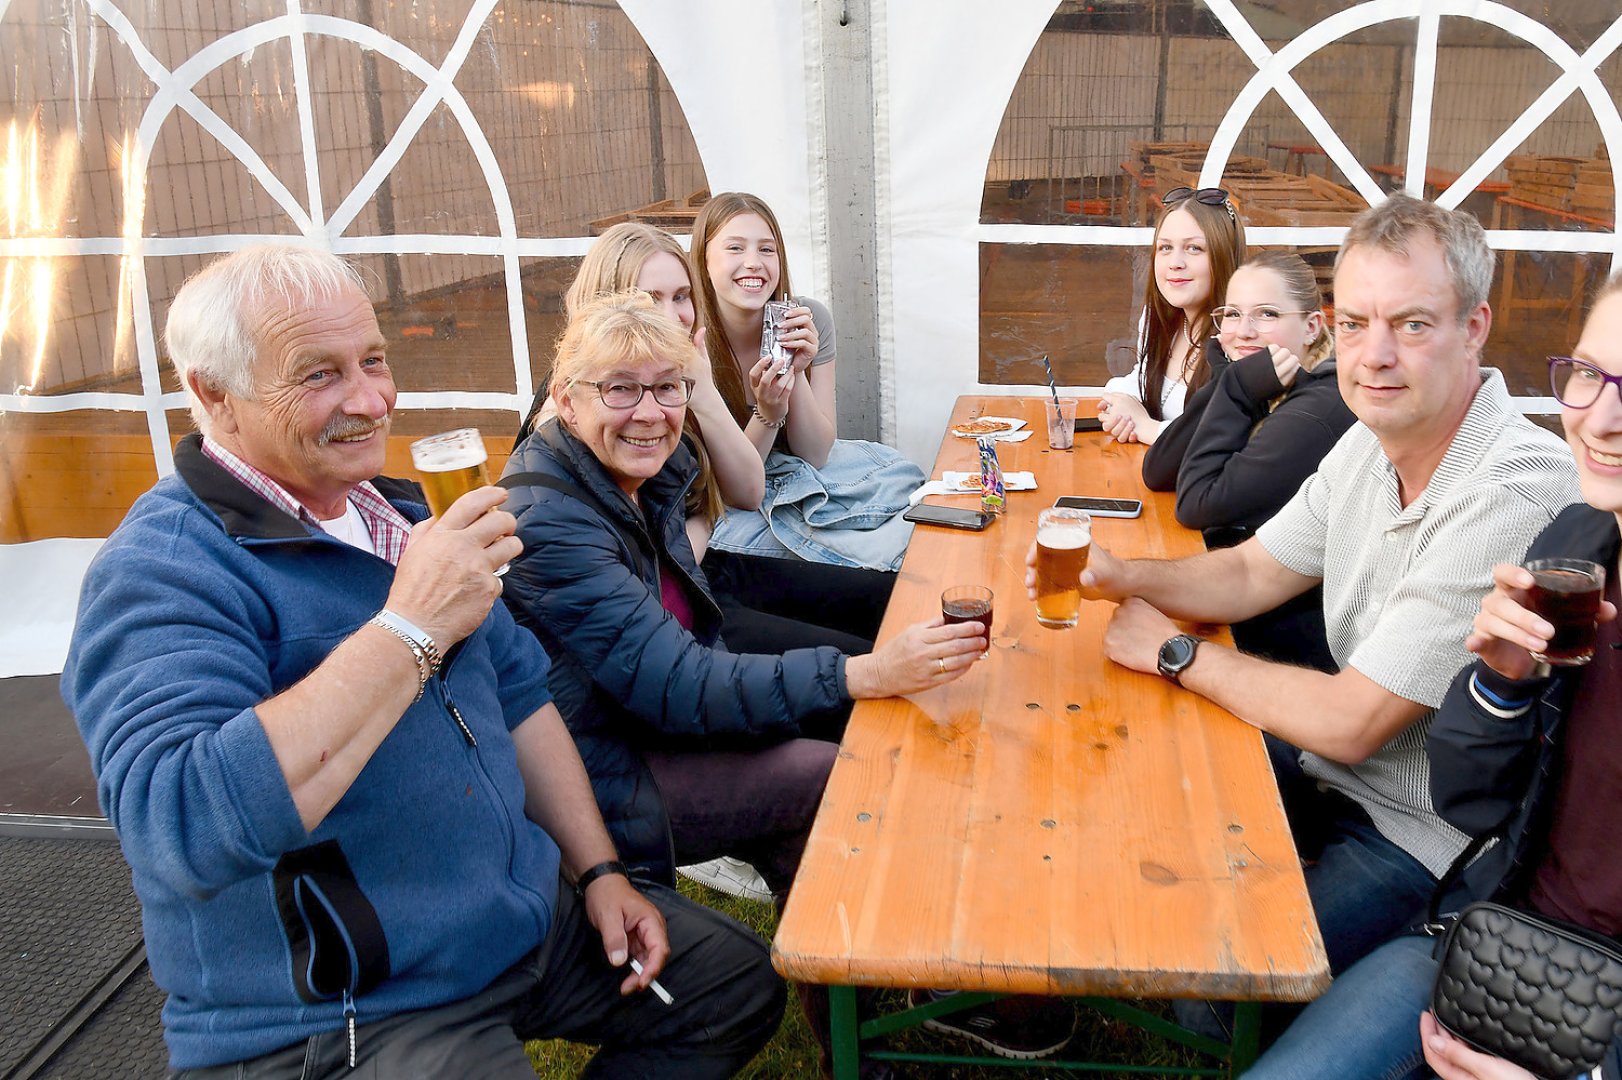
[1492,195,1615,344]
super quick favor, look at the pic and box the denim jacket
[707,439,925,570]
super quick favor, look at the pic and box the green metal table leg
[1229,1001,1262,1077]
[830,985,860,1080]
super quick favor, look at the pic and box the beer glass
[410,428,491,517]
[1034,507,1091,629]
[410,428,507,575]
[1524,558,1606,665]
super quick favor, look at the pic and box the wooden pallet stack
[1505,151,1613,219]
[1574,148,1613,218]
[1132,143,1364,227]
[588,187,711,235]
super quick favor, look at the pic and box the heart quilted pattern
[1433,902,1622,1078]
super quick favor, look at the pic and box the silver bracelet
[751,403,788,429]
[369,609,442,700]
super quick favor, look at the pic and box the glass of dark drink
[1524,558,1606,666]
[942,585,993,658]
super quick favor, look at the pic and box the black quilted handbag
[1432,901,1622,1078]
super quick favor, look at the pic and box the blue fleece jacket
[61,435,561,1069]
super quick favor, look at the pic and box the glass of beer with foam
[1034,506,1091,629]
[410,428,491,517]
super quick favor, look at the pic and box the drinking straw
[1040,355,1062,418]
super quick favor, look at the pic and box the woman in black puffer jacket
[500,292,984,892]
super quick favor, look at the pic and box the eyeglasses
[1548,356,1622,409]
[1211,306,1315,330]
[1163,185,1238,223]
[579,377,695,410]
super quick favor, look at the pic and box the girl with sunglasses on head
[1243,276,1622,1080]
[1099,186,1245,445]
[1146,252,1355,670]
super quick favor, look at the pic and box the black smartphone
[1053,496,1143,519]
[903,503,994,531]
[1074,417,1105,433]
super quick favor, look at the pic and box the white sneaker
[676,856,773,902]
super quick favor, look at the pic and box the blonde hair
[1234,252,1333,369]
[1595,271,1622,306]
[551,290,698,401]
[564,222,689,319]
[553,293,707,507]
[523,229,725,523]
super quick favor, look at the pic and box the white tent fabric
[884,1,1058,463]
[0,539,103,677]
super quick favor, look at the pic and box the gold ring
[937,657,947,675]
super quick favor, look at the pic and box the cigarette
[628,957,674,1005]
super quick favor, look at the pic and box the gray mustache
[320,415,387,444]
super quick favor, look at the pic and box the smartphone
[903,503,994,531]
[1053,496,1143,519]
[1073,417,1105,433]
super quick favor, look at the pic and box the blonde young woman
[1150,251,1356,672]
[1164,252,1353,537]
[518,221,761,562]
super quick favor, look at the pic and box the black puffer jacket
[500,420,848,879]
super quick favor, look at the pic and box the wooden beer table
[772,396,1329,1077]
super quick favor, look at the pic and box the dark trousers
[173,878,785,1080]
[643,738,840,898]
[706,549,894,656]
[1265,735,1436,975]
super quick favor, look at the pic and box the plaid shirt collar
[200,436,413,565]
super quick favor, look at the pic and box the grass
[525,880,1214,1079]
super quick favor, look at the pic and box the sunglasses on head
[1163,186,1237,223]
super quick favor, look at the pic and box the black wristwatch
[575,860,630,896]
[1157,634,1201,685]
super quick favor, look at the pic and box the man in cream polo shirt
[1036,194,1580,984]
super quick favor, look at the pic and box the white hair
[165,245,369,427]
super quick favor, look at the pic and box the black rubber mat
[0,836,145,1076]
[33,962,168,1079]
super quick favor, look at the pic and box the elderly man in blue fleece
[62,244,783,1079]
